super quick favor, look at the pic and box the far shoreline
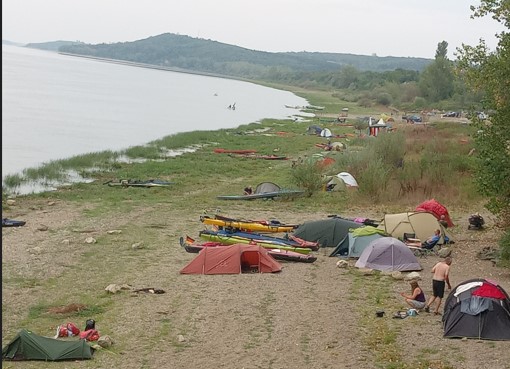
[58,51,252,82]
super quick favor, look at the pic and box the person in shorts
[424,256,452,315]
[400,280,426,310]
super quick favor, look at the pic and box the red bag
[57,322,80,337]
[79,329,100,341]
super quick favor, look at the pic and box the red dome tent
[180,244,282,275]
[415,199,454,227]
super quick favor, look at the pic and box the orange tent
[180,244,282,275]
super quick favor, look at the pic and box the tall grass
[2,106,485,216]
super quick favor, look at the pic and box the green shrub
[368,131,406,168]
[290,161,325,197]
[357,158,391,202]
[500,229,510,261]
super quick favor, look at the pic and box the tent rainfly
[377,212,451,244]
[415,199,454,227]
[355,237,422,271]
[2,329,94,361]
[443,278,510,340]
[330,227,386,258]
[292,217,363,248]
[180,244,282,274]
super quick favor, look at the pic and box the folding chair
[410,240,441,258]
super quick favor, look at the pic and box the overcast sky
[2,0,504,59]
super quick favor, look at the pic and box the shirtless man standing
[424,256,452,315]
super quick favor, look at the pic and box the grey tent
[355,237,422,271]
[307,125,322,135]
[443,278,510,341]
[330,232,385,257]
[254,182,281,194]
[2,329,94,361]
[292,217,362,248]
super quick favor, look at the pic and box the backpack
[85,319,96,331]
[57,322,81,337]
[79,329,100,341]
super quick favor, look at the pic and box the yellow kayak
[200,215,297,233]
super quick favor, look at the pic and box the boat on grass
[217,181,304,201]
[2,218,26,227]
[105,179,174,188]
[214,148,257,154]
[228,153,289,160]
[199,229,319,252]
[180,236,317,263]
[200,215,299,233]
[217,189,304,201]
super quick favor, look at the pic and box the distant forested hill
[36,33,432,80]
[25,40,85,52]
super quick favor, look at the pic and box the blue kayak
[2,218,26,227]
[199,229,319,251]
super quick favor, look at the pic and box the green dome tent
[292,217,363,248]
[2,329,94,361]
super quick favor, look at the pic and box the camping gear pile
[468,213,485,230]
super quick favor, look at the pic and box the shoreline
[4,46,311,183]
[58,51,252,82]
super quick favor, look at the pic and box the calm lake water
[2,45,309,178]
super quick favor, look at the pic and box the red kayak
[228,153,289,160]
[214,148,257,154]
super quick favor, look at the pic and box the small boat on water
[180,236,317,263]
[105,179,174,188]
[2,218,26,227]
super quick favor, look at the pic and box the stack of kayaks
[198,229,319,252]
[180,214,319,265]
[180,236,317,263]
[200,215,299,233]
